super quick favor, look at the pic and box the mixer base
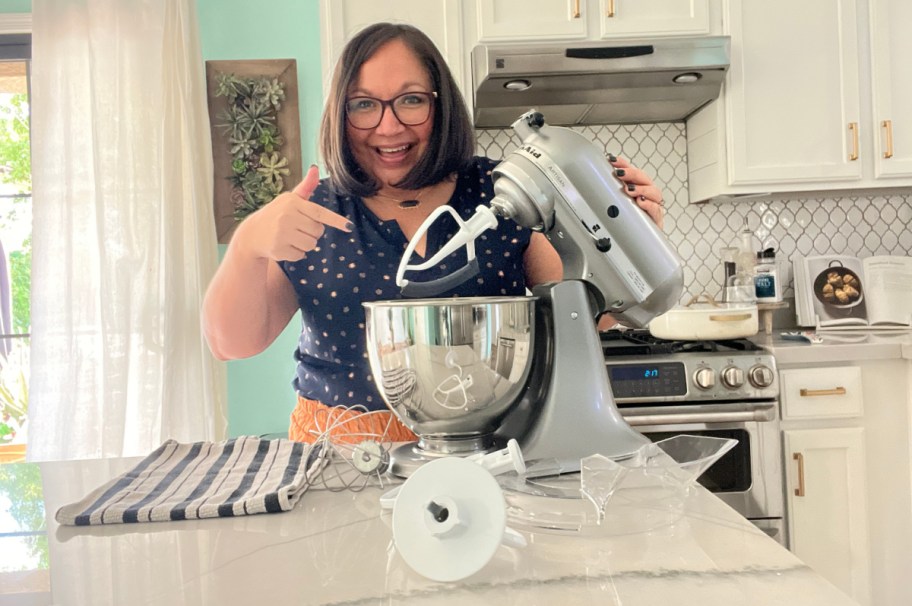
[389,438,506,478]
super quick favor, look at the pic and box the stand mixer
[363,111,684,477]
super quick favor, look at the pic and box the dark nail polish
[626,183,636,192]
[608,153,617,162]
[614,169,626,177]
[345,221,354,231]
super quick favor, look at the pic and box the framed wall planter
[205,59,302,244]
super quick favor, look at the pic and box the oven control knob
[748,364,775,388]
[693,367,715,390]
[721,366,745,389]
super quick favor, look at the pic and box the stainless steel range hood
[471,36,730,128]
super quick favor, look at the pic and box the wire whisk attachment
[306,404,396,492]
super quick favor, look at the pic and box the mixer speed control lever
[595,238,612,252]
[693,367,715,390]
[721,366,745,389]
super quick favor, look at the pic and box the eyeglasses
[345,91,437,130]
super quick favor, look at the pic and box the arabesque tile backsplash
[476,124,912,306]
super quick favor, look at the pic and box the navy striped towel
[56,436,325,526]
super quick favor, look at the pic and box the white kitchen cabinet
[779,366,864,420]
[778,359,912,606]
[868,0,912,178]
[319,0,468,104]
[783,427,871,605]
[686,0,912,202]
[598,0,711,38]
[474,0,589,41]
[473,0,712,43]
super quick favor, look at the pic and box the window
[0,26,43,596]
[0,32,30,454]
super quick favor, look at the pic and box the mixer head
[488,110,684,327]
[394,110,683,327]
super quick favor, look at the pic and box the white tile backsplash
[476,124,912,302]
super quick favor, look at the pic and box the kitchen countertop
[752,330,912,365]
[0,456,858,605]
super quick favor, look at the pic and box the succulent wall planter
[205,59,302,243]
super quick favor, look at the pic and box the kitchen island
[1,456,857,606]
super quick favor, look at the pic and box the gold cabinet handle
[883,119,894,159]
[793,453,806,497]
[848,122,859,161]
[571,0,581,18]
[607,0,616,17]
[799,387,847,397]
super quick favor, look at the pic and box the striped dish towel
[56,436,326,526]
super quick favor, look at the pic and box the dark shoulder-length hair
[319,22,475,197]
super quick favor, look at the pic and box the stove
[601,329,786,546]
[601,329,778,405]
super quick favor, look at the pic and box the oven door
[624,410,784,524]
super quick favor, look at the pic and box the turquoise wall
[198,0,323,437]
[0,0,30,12]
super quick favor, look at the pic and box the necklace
[373,187,427,210]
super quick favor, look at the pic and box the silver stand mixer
[364,111,684,477]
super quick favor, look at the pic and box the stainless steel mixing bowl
[363,296,536,452]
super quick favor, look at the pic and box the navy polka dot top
[278,156,533,411]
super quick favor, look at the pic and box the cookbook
[794,254,912,330]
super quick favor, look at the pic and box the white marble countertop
[751,330,912,365]
[0,456,859,606]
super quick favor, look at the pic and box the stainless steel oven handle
[624,404,777,426]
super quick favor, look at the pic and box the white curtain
[27,0,227,461]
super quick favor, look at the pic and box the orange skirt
[289,397,417,444]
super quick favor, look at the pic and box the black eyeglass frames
[345,91,437,130]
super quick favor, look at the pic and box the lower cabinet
[779,360,912,606]
[783,427,870,604]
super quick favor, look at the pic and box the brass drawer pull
[883,119,894,159]
[848,122,859,161]
[799,386,847,397]
[572,0,581,18]
[607,0,616,17]
[793,452,806,497]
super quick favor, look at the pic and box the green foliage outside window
[0,93,30,192]
[0,92,31,443]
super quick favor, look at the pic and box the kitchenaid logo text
[519,145,541,159]
[517,145,568,189]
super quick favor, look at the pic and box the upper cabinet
[475,0,588,41]
[868,0,912,178]
[598,0,711,38]
[474,0,712,43]
[686,0,912,202]
[319,0,467,99]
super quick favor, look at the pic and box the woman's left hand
[609,155,665,229]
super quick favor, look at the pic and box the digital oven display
[608,362,687,399]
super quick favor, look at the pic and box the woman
[202,23,666,443]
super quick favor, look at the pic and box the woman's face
[345,38,435,191]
